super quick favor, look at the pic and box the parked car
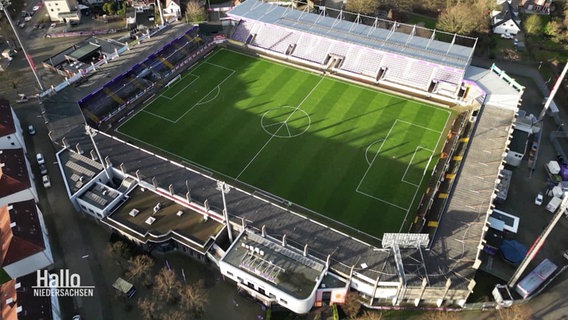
[28,124,35,135]
[36,153,45,165]
[39,164,47,175]
[500,33,514,39]
[535,193,544,206]
[42,175,51,188]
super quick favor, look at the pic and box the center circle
[260,106,311,138]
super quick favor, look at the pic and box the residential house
[520,0,552,13]
[0,200,54,279]
[0,149,38,207]
[0,272,61,320]
[44,0,81,23]
[0,100,26,152]
[163,0,181,22]
[492,1,522,35]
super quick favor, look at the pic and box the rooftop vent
[129,209,140,217]
[176,210,183,217]
[145,217,156,225]
[153,202,161,213]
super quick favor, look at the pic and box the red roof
[0,279,17,320]
[0,201,46,267]
[0,100,16,138]
[0,149,31,198]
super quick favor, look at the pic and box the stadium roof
[228,0,477,70]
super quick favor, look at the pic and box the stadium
[49,0,524,315]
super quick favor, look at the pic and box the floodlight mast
[508,196,568,288]
[217,181,233,243]
[538,62,568,121]
[0,0,44,91]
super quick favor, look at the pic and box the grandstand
[227,0,476,101]
[78,27,211,127]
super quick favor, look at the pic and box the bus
[515,259,558,299]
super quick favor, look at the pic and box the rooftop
[228,0,476,70]
[15,272,54,320]
[222,230,325,299]
[59,149,104,195]
[0,100,15,137]
[429,103,518,289]
[0,200,46,267]
[0,149,31,198]
[78,182,121,209]
[102,187,224,253]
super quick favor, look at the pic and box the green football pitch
[117,48,454,237]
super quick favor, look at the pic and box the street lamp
[216,180,233,243]
[0,0,44,92]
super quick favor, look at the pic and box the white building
[219,229,329,314]
[44,0,81,23]
[0,100,26,152]
[163,0,181,21]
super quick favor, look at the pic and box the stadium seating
[228,18,466,97]
[382,57,435,90]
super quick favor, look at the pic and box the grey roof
[227,0,476,69]
[429,104,517,290]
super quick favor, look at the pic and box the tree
[423,310,461,320]
[186,0,206,24]
[544,20,566,43]
[102,1,116,15]
[126,255,154,285]
[341,291,361,319]
[344,0,378,15]
[153,267,181,303]
[435,0,495,35]
[162,310,187,320]
[138,297,158,320]
[179,280,208,317]
[497,304,533,320]
[436,4,479,34]
[524,14,543,36]
[356,310,383,320]
[109,241,132,259]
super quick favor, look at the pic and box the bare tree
[154,267,181,303]
[161,309,187,320]
[423,310,462,320]
[186,0,206,24]
[497,304,533,320]
[341,291,362,319]
[356,310,384,320]
[179,280,208,317]
[344,0,378,15]
[436,0,489,34]
[138,297,159,320]
[126,255,155,285]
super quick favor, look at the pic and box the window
[227,271,233,276]
[279,298,287,305]
[237,276,243,283]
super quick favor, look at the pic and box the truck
[546,196,562,213]
[515,259,558,299]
